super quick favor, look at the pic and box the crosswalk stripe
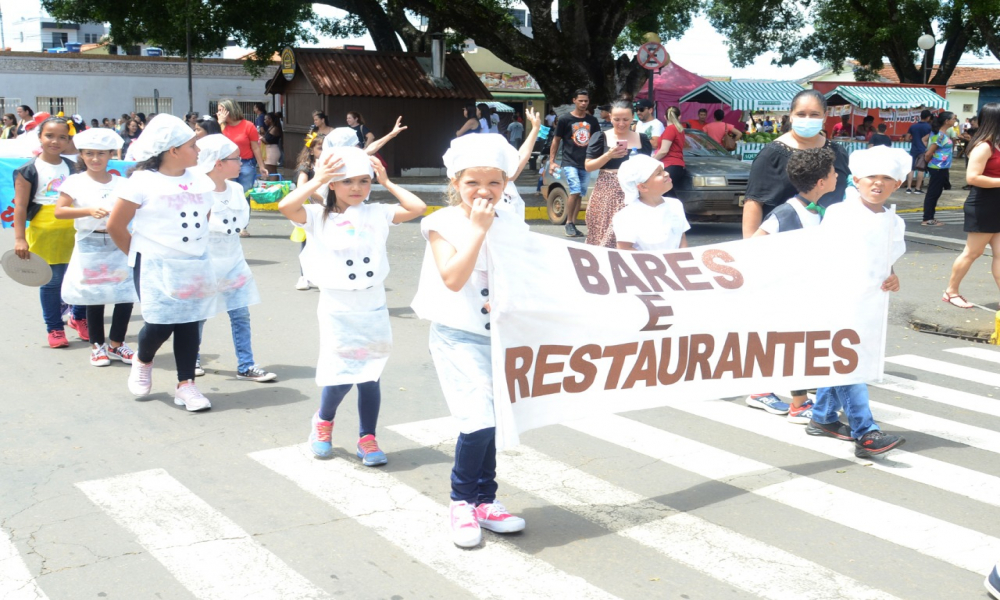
[628,390,1000,508]
[887,354,1000,388]
[869,400,1000,455]
[75,469,330,600]
[947,347,1000,365]
[389,418,904,600]
[566,414,1000,574]
[249,445,619,600]
[1,528,49,600]
[872,374,1000,419]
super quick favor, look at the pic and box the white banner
[488,218,895,449]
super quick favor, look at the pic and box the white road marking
[947,347,1000,365]
[887,355,1000,388]
[75,469,330,600]
[872,375,1000,419]
[390,418,903,600]
[566,414,1000,575]
[250,445,619,600]
[0,528,49,600]
[868,400,1000,455]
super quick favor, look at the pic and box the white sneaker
[194,359,206,377]
[128,358,153,397]
[174,381,211,412]
[449,500,482,548]
[90,344,111,367]
[295,276,310,291]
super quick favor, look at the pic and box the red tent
[634,62,743,129]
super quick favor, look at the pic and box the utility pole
[186,0,193,114]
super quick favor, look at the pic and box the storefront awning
[824,86,948,110]
[481,101,515,113]
[679,81,805,111]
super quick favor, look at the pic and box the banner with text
[489,219,894,449]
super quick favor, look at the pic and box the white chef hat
[617,155,664,205]
[849,146,912,182]
[323,127,361,150]
[72,127,124,151]
[320,145,373,182]
[194,134,239,174]
[128,114,196,162]
[443,133,520,179]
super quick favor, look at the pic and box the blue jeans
[451,426,498,505]
[812,384,880,439]
[562,166,590,196]
[234,158,257,208]
[41,263,84,332]
[197,306,255,372]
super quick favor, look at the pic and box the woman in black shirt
[584,100,653,248]
[262,112,283,174]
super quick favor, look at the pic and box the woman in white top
[278,145,425,466]
[54,127,137,368]
[107,115,219,412]
[613,154,690,252]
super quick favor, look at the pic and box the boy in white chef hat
[277,143,425,466]
[191,134,276,383]
[612,154,690,252]
[807,144,909,458]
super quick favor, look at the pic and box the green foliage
[614,0,700,54]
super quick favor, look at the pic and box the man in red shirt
[830,114,854,138]
[688,108,709,131]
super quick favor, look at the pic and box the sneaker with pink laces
[67,317,90,342]
[449,500,482,548]
[91,344,111,367]
[474,501,525,533]
[107,342,134,364]
[174,381,211,412]
[309,413,334,459]
[128,358,153,396]
[48,330,69,348]
[356,434,387,466]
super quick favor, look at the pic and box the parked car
[540,129,751,223]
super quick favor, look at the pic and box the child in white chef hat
[192,134,276,383]
[808,145,909,459]
[54,126,137,368]
[612,154,690,252]
[410,133,528,549]
[278,144,425,466]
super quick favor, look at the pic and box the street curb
[896,206,962,214]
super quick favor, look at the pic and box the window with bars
[84,34,99,44]
[36,96,78,116]
[135,97,173,116]
[208,100,261,121]
[0,98,22,114]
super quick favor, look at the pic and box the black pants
[923,168,950,221]
[665,165,686,184]
[86,303,133,346]
[133,253,201,382]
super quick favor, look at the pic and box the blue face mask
[791,117,824,138]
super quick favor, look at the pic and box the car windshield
[683,129,731,157]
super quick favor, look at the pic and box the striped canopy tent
[824,86,948,110]
[481,101,515,113]
[679,81,806,111]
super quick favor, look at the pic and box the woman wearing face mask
[741,89,850,238]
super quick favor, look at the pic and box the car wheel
[546,186,568,224]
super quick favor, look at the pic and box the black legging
[133,253,201,382]
[86,303,133,346]
[923,168,950,222]
[665,165,686,185]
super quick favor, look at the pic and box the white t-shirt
[207,181,249,235]
[59,172,124,239]
[823,187,906,265]
[118,169,217,264]
[612,197,690,252]
[293,202,397,291]
[759,197,822,234]
[498,181,526,222]
[32,158,71,205]
[636,118,665,141]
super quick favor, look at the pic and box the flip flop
[942,292,974,309]
[922,219,944,227]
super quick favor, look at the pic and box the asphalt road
[1,208,998,600]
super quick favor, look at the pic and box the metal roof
[267,48,490,100]
[824,86,948,109]
[679,81,805,111]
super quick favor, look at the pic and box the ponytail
[665,107,683,131]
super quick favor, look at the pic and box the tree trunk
[315,0,404,52]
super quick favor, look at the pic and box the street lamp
[917,34,935,84]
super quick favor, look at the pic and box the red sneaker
[48,330,69,348]
[68,317,90,342]
[474,501,525,533]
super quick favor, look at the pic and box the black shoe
[854,430,905,458]
[806,419,853,441]
[564,223,579,237]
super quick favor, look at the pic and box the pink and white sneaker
[474,501,525,533]
[174,381,211,412]
[449,500,482,548]
[90,344,111,367]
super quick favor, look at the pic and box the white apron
[61,232,138,305]
[138,252,218,325]
[315,286,392,386]
[209,233,260,312]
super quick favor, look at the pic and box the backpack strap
[769,202,804,232]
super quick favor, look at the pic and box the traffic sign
[637,42,669,70]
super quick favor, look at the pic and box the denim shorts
[562,166,590,196]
